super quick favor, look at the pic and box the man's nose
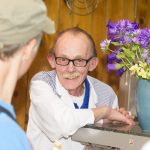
[67,61,76,71]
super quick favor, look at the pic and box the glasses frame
[54,55,94,67]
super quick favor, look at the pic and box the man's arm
[91,106,134,125]
[28,80,95,141]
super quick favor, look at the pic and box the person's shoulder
[30,70,57,92]
[31,70,56,84]
[87,75,116,98]
[0,115,31,150]
[87,75,113,91]
[32,70,56,81]
[87,75,117,106]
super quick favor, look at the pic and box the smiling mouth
[63,73,80,79]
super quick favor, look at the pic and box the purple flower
[116,67,126,76]
[107,64,117,71]
[115,58,122,63]
[107,52,121,63]
[107,20,139,44]
[107,63,123,72]
[100,39,111,51]
[121,36,132,44]
[138,28,150,48]
[117,20,139,33]
[142,49,148,57]
[107,52,117,62]
[107,20,117,35]
[146,58,150,64]
[132,36,140,44]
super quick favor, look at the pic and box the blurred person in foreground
[27,27,134,150]
[0,0,55,149]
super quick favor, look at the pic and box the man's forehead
[54,31,92,56]
[56,32,90,46]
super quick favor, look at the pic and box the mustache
[63,73,80,79]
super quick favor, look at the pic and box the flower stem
[108,48,116,53]
[120,58,131,69]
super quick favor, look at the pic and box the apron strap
[74,78,90,109]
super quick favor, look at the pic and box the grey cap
[0,0,55,48]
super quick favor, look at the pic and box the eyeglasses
[54,56,93,67]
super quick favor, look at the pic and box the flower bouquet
[100,20,150,130]
[100,20,150,81]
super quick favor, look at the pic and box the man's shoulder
[87,75,117,106]
[32,70,56,81]
[30,70,58,94]
[87,75,113,92]
[31,70,56,86]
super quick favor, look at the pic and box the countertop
[72,122,150,150]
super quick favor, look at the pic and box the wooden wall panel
[57,1,74,30]
[136,0,150,28]
[12,0,150,128]
[103,0,135,104]
[12,76,28,128]
[88,0,108,82]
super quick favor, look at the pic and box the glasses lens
[56,57,69,65]
[74,59,86,67]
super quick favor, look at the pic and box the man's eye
[76,59,84,63]
[60,58,68,61]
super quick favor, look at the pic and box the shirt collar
[0,99,16,119]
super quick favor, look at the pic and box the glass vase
[118,71,137,116]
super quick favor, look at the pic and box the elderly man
[27,27,134,150]
[0,0,55,149]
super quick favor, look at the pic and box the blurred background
[12,0,150,129]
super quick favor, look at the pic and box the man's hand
[117,107,134,119]
[91,107,135,125]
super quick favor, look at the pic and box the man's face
[50,32,96,93]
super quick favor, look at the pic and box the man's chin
[63,82,79,90]
[63,77,78,80]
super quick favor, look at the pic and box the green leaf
[122,47,135,59]
[132,45,139,51]
[116,52,126,59]
[111,42,120,46]
[116,63,124,69]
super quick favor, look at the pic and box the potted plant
[100,20,150,131]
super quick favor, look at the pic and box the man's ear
[88,57,99,71]
[47,53,56,68]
